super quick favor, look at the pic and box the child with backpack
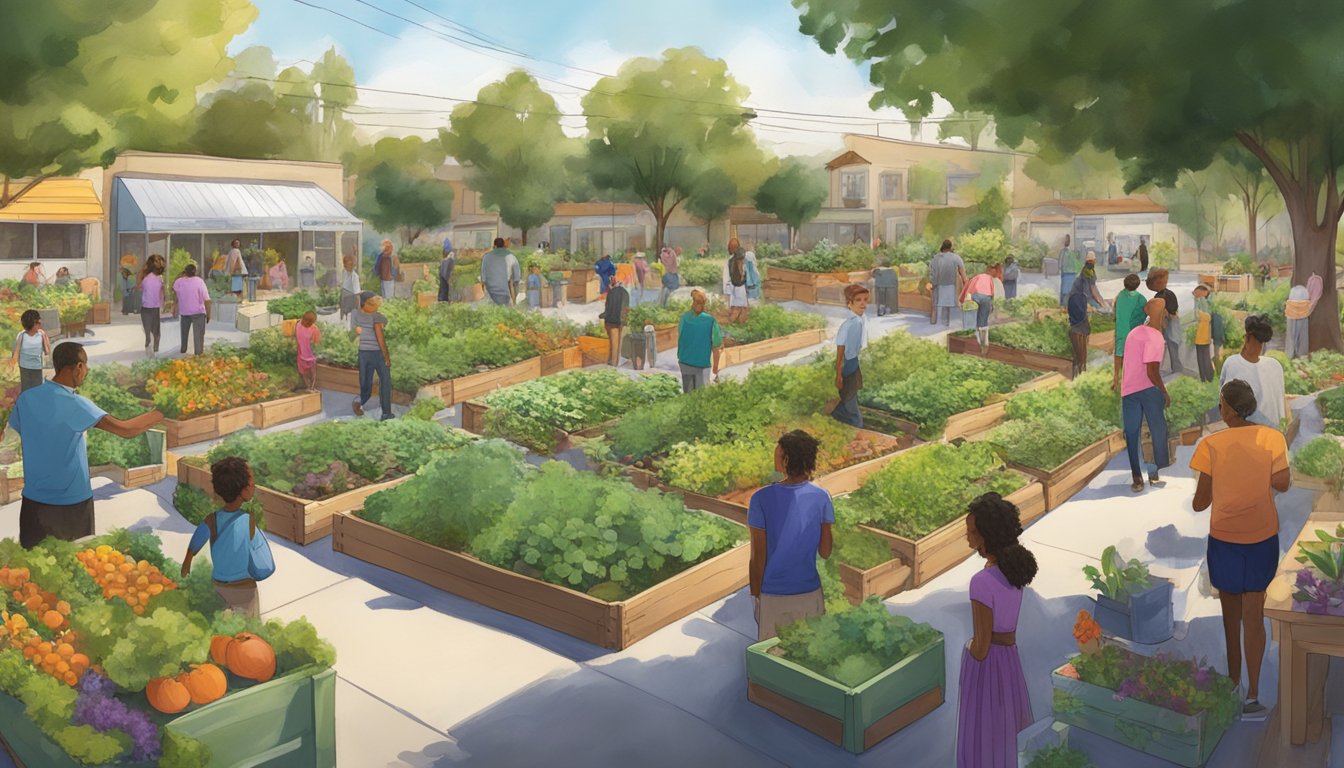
[181,457,275,617]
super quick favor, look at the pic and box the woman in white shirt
[1219,314,1286,430]
[10,310,50,391]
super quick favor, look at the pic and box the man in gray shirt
[928,239,967,325]
[479,237,521,306]
[352,291,393,420]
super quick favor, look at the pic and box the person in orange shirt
[1190,378,1291,723]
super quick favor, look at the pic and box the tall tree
[684,169,738,244]
[1022,144,1131,200]
[348,137,454,244]
[310,48,359,162]
[754,158,828,249]
[0,0,256,207]
[1214,148,1283,258]
[440,71,573,246]
[937,111,995,151]
[582,48,772,250]
[797,0,1344,349]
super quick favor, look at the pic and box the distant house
[1018,198,1173,262]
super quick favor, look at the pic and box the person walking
[1192,284,1215,382]
[1220,315,1287,431]
[138,255,165,355]
[339,255,361,326]
[1147,268,1183,375]
[1106,232,1119,266]
[10,310,49,392]
[1134,236,1150,276]
[225,239,247,297]
[632,251,650,303]
[267,258,289,292]
[1190,379,1290,722]
[930,239,968,326]
[1121,299,1172,493]
[658,246,680,306]
[961,263,1002,354]
[173,264,210,356]
[119,268,139,315]
[10,342,163,548]
[437,240,456,303]
[830,284,870,428]
[1001,255,1019,300]
[1111,273,1147,392]
[594,253,617,296]
[957,492,1037,768]
[745,247,762,301]
[526,264,543,310]
[1284,278,1321,359]
[1058,235,1080,305]
[180,457,275,618]
[294,311,320,392]
[600,276,631,368]
[375,239,397,300]
[749,430,834,641]
[352,292,393,420]
[676,288,722,393]
[1066,255,1109,377]
[481,238,521,306]
[724,239,750,324]
[244,248,262,301]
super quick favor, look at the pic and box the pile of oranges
[1,611,88,687]
[0,566,69,632]
[76,546,176,616]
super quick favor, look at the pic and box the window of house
[946,174,980,206]
[880,173,904,201]
[0,223,33,260]
[841,171,867,201]
[35,224,87,261]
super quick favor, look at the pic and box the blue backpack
[206,511,276,581]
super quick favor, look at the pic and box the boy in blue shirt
[181,457,265,617]
[830,284,870,428]
[749,430,834,641]
[526,263,543,310]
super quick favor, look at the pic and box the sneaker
[1148,473,1165,487]
[1241,699,1267,721]
[351,398,364,416]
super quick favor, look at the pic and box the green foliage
[1293,438,1344,493]
[261,616,337,671]
[678,258,725,289]
[102,609,210,691]
[956,228,1009,266]
[266,291,317,320]
[775,599,941,687]
[349,136,454,239]
[863,352,1034,438]
[405,396,447,422]
[53,723,128,764]
[754,158,829,237]
[481,370,681,453]
[1009,238,1049,270]
[79,376,153,469]
[878,235,935,265]
[988,410,1114,470]
[398,245,447,264]
[1236,280,1290,332]
[685,167,739,232]
[1275,350,1344,395]
[722,304,827,344]
[774,240,875,273]
[1150,242,1177,269]
[1222,253,1255,275]
[1000,292,1060,320]
[1082,545,1153,602]
[1071,646,1239,730]
[161,731,212,768]
[170,482,264,530]
[1025,743,1095,768]
[1165,377,1218,431]
[985,318,1073,358]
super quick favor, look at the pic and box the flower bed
[746,600,944,753]
[0,282,93,339]
[176,415,471,544]
[1053,647,1237,767]
[0,531,335,767]
[1291,521,1344,615]
[336,441,748,649]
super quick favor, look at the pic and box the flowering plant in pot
[1072,610,1102,657]
[1292,523,1344,615]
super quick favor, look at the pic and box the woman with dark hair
[138,255,165,356]
[172,263,211,356]
[748,430,834,641]
[10,309,49,391]
[1219,315,1287,430]
[1191,379,1290,722]
[958,492,1036,768]
[1066,253,1110,377]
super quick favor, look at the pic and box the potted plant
[1072,610,1102,657]
[1022,743,1094,768]
[1082,546,1173,644]
[1292,523,1344,615]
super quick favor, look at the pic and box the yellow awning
[0,179,104,222]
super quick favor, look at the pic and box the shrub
[1150,241,1177,269]
[775,599,941,687]
[1222,253,1255,275]
[956,228,1009,266]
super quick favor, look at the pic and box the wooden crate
[1215,273,1253,293]
[416,291,436,308]
[1051,660,1228,767]
[91,462,167,490]
[399,263,430,283]
[567,272,601,303]
[178,459,414,545]
[720,328,828,368]
[332,502,750,650]
[946,333,1075,378]
[254,391,323,429]
[0,473,23,504]
[91,302,111,324]
[313,364,417,407]
[1087,329,1115,353]
[746,636,945,753]
[578,335,609,366]
[860,479,1046,588]
[1007,431,1121,511]
[900,291,933,315]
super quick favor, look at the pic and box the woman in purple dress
[958,492,1037,768]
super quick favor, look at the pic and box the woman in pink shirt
[959,264,1002,353]
[1120,298,1172,492]
[294,311,321,391]
[268,260,289,291]
[138,255,165,356]
[173,263,211,356]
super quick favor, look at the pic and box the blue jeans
[381,279,395,300]
[1123,387,1168,478]
[245,276,259,301]
[973,293,992,327]
[1059,272,1076,305]
[830,358,863,428]
[357,349,393,419]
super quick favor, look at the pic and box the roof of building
[552,202,646,217]
[1055,198,1167,215]
[0,179,104,223]
[826,150,871,170]
[116,177,360,232]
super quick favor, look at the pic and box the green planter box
[745,636,944,753]
[1051,660,1228,767]
[0,666,335,768]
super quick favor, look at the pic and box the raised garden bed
[948,332,1074,378]
[157,391,322,449]
[567,271,601,303]
[580,303,827,370]
[1006,431,1122,511]
[763,265,872,305]
[315,348,581,407]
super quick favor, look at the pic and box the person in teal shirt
[676,289,722,392]
[1111,273,1148,392]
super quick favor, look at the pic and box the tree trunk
[705,219,712,244]
[1243,193,1259,259]
[520,229,529,246]
[1290,213,1343,352]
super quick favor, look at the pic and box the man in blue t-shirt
[748,430,835,641]
[10,342,164,548]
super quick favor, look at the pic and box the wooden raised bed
[416,291,436,308]
[177,458,413,545]
[947,333,1075,378]
[91,302,111,324]
[313,364,416,407]
[577,324,679,367]
[1140,424,1204,465]
[746,636,945,753]
[940,371,1068,442]
[1216,273,1253,293]
[764,266,871,305]
[837,554,912,607]
[567,271,601,303]
[1088,328,1116,353]
[158,391,323,449]
[91,462,167,490]
[317,347,581,407]
[0,472,22,504]
[721,328,828,368]
[331,499,751,650]
[899,290,933,315]
[1007,430,1122,511]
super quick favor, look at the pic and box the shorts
[230,275,244,293]
[1207,534,1279,594]
[755,588,825,641]
[19,496,94,550]
[728,285,749,307]
[297,357,316,374]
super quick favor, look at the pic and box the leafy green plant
[774,240,875,273]
[1082,545,1153,602]
[1221,253,1255,275]
[721,304,827,345]
[677,258,724,288]
[1164,377,1217,432]
[266,291,317,320]
[877,235,934,265]
[405,396,447,422]
[982,319,1074,358]
[1295,523,1344,581]
[864,354,1033,438]
[1025,743,1094,768]
[1293,438,1344,492]
[988,410,1114,470]
[1000,292,1060,321]
[1150,241,1177,270]
[481,370,681,453]
[1070,645,1238,730]
[774,599,941,687]
[1235,280,1290,332]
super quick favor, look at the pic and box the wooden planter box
[316,347,580,408]
[567,272,601,303]
[1215,273,1253,293]
[313,363,416,407]
[937,372,1067,442]
[947,333,1075,378]
[332,503,751,650]
[746,636,945,753]
[764,266,870,305]
[837,555,912,606]
[858,478,1046,588]
[1093,576,1174,644]
[0,473,22,504]
[235,303,281,332]
[416,291,436,308]
[158,391,322,449]
[900,290,933,315]
[0,665,335,768]
[1136,423,1203,465]
[1052,659,1227,766]
[1198,274,1218,289]
[1088,329,1115,353]
[399,263,430,283]
[90,462,167,490]
[91,302,111,324]
[1007,431,1122,511]
[721,328,828,368]
[178,458,413,545]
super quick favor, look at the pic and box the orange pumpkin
[180,663,227,705]
[225,633,276,682]
[146,676,191,714]
[209,635,233,666]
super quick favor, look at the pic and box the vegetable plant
[1070,645,1238,730]
[987,410,1113,470]
[481,370,681,453]
[721,304,826,345]
[1024,743,1095,768]
[1293,523,1344,615]
[265,292,317,320]
[141,356,278,420]
[774,599,941,687]
[1292,437,1344,493]
[1082,546,1152,602]
[774,240,875,273]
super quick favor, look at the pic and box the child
[1192,284,1215,382]
[830,284,869,427]
[181,457,273,618]
[526,264,543,310]
[119,268,138,315]
[295,310,321,392]
[10,309,50,392]
[53,267,72,288]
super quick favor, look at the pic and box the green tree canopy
[348,137,454,244]
[937,111,996,151]
[753,158,828,248]
[684,169,738,243]
[0,0,256,206]
[796,0,1344,349]
[440,71,574,245]
[581,47,772,250]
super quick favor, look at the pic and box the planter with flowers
[1083,546,1173,644]
[1291,437,1344,516]
[1291,522,1344,615]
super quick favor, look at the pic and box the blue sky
[230,0,936,154]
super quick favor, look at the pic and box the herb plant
[1070,646,1239,730]
[1292,438,1344,492]
[774,599,941,687]
[481,370,680,453]
[1082,546,1153,602]
[1024,743,1095,768]
[1293,523,1344,615]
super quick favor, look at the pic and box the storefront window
[0,223,33,260]
[262,232,298,292]
[36,224,86,261]
[171,234,203,273]
[116,234,146,275]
